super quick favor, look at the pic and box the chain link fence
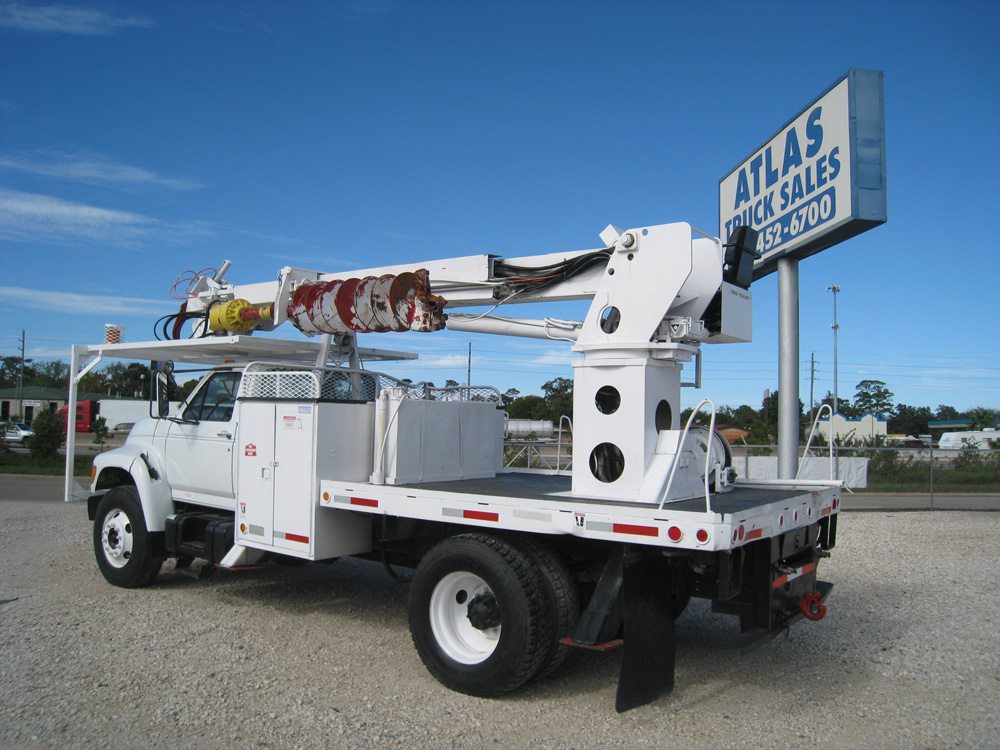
[734,445,1000,506]
[501,440,1000,506]
[503,440,573,472]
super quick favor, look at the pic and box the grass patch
[0,451,93,477]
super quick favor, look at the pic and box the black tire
[408,533,550,697]
[516,536,579,680]
[671,563,693,619]
[93,486,163,588]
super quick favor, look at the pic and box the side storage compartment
[235,399,374,560]
[379,394,504,484]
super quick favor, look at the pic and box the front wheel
[93,486,162,588]
[408,533,550,696]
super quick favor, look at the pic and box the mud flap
[616,550,676,713]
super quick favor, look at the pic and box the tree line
[501,374,998,442]
[4,356,996,441]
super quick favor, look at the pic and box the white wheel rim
[429,571,501,664]
[101,509,134,569]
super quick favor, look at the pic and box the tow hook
[799,591,827,621]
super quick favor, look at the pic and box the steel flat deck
[399,472,807,517]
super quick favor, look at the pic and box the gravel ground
[1,480,998,749]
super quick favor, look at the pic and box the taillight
[667,526,682,542]
[695,528,709,544]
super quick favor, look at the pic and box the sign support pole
[778,257,800,478]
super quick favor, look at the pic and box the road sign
[719,69,886,278]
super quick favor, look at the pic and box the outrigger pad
[616,550,676,713]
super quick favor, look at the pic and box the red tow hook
[800,591,827,621]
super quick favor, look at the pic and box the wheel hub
[101,509,134,569]
[429,571,501,665]
[466,591,501,630]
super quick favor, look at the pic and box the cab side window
[184,372,241,422]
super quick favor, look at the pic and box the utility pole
[466,342,472,386]
[827,285,840,416]
[17,329,25,420]
[827,285,840,481]
[809,352,816,421]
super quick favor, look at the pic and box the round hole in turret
[589,442,625,483]
[655,400,673,431]
[595,385,621,414]
[599,306,620,334]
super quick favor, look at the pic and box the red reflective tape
[821,506,832,516]
[613,523,659,538]
[746,528,763,540]
[773,562,817,589]
[351,497,378,508]
[464,510,499,522]
[284,532,309,544]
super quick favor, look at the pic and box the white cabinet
[235,401,375,560]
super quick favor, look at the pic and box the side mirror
[155,371,170,418]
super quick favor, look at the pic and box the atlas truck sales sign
[720,69,886,278]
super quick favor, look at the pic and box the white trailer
[97,399,182,429]
[67,222,840,711]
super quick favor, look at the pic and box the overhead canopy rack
[73,334,418,367]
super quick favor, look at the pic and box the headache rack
[237,362,503,405]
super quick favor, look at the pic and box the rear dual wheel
[408,533,554,696]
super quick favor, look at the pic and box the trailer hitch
[799,591,827,621]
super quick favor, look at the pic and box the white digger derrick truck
[66,221,841,712]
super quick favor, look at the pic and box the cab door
[164,370,241,509]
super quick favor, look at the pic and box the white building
[816,412,887,443]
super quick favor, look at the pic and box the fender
[92,438,174,533]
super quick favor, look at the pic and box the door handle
[217,431,232,439]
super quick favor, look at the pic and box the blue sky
[1,1,997,413]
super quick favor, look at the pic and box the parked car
[2,422,34,444]
[112,422,135,434]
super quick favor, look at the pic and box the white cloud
[0,3,153,34]
[0,286,178,316]
[0,150,202,190]
[0,188,212,247]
